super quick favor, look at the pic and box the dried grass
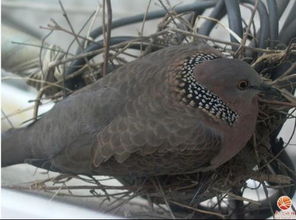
[2,1,296,219]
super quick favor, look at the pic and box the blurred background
[1,0,296,218]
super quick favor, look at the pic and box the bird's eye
[238,80,249,90]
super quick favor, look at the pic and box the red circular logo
[277,196,292,211]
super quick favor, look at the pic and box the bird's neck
[210,98,259,168]
[171,53,238,126]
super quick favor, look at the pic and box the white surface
[1,189,119,219]
[1,83,54,130]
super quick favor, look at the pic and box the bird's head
[174,53,274,126]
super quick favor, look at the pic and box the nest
[3,1,296,219]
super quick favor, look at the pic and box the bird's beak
[251,83,280,96]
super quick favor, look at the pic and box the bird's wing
[13,84,129,174]
[91,99,222,171]
[26,84,126,158]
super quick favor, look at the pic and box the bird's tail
[1,127,34,167]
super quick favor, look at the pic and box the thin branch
[198,15,242,42]
[169,200,225,219]
[102,0,112,76]
[1,109,14,128]
[139,0,152,52]
[258,98,296,108]
[262,182,275,219]
[274,63,296,82]
[234,0,259,58]
[212,188,261,205]
[58,0,83,50]
[4,184,140,191]
[158,0,179,28]
[85,3,101,49]
[154,177,175,219]
[40,21,97,44]
[169,28,293,54]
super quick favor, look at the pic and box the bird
[2,44,271,177]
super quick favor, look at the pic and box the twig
[4,184,141,191]
[35,29,55,120]
[105,192,138,213]
[49,185,63,201]
[157,1,191,44]
[169,28,293,54]
[32,84,65,120]
[139,0,152,52]
[0,100,52,120]
[58,0,83,50]
[102,0,112,76]
[2,76,70,91]
[228,187,244,219]
[258,98,296,107]
[158,0,179,28]
[31,63,97,120]
[2,1,92,14]
[169,200,225,219]
[37,31,167,68]
[250,173,292,185]
[212,187,261,205]
[1,109,14,128]
[104,191,132,209]
[39,30,53,83]
[154,177,176,219]
[88,175,111,201]
[1,65,93,121]
[274,63,296,82]
[260,119,296,169]
[262,182,275,219]
[11,41,72,56]
[58,0,97,92]
[234,0,259,58]
[241,3,257,43]
[198,15,242,43]
[40,22,97,44]
[64,10,98,84]
[272,155,296,178]
[86,3,101,44]
[48,191,130,198]
[265,184,295,189]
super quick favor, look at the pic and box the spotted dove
[2,44,269,177]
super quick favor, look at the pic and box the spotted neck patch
[176,53,239,126]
